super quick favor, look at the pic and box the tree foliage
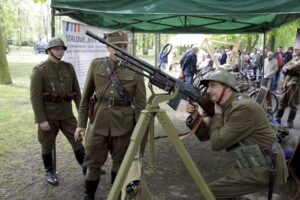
[3,0,50,45]
[0,27,12,84]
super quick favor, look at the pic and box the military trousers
[37,116,83,154]
[209,166,269,199]
[279,84,300,111]
[84,130,131,180]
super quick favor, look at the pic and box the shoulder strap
[103,58,129,102]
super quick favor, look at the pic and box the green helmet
[46,37,67,53]
[200,68,238,91]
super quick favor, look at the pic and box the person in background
[234,50,242,72]
[272,46,284,91]
[284,47,294,65]
[30,37,86,186]
[158,49,168,71]
[181,45,200,84]
[251,48,261,79]
[262,51,278,88]
[275,30,300,129]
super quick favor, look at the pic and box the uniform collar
[222,92,238,111]
[108,56,120,70]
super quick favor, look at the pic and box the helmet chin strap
[49,49,62,61]
[216,85,227,104]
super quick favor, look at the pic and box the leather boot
[42,154,58,185]
[275,108,285,124]
[285,110,297,128]
[74,146,87,175]
[111,171,117,184]
[84,180,99,200]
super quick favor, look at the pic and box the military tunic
[194,92,288,198]
[30,59,82,154]
[78,57,146,179]
[279,55,300,111]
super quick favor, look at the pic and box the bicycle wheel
[250,90,278,115]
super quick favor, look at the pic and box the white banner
[62,21,110,88]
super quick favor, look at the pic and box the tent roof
[51,0,300,34]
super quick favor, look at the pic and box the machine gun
[86,30,215,117]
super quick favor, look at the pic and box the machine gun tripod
[107,85,215,200]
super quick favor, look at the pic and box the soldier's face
[207,81,225,102]
[49,46,65,59]
[108,43,128,61]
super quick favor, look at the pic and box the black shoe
[84,180,99,200]
[45,169,58,185]
[81,165,87,176]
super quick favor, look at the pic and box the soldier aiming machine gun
[86,30,215,117]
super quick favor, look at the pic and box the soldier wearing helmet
[74,30,146,199]
[30,37,86,185]
[186,68,288,199]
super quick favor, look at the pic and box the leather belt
[100,97,131,107]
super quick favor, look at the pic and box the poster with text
[62,21,110,88]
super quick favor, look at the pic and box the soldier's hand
[74,127,86,142]
[39,121,50,131]
[186,102,199,119]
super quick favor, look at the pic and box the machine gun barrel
[86,30,215,117]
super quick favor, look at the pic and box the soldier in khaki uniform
[275,29,300,128]
[30,38,86,185]
[186,69,288,199]
[74,30,147,200]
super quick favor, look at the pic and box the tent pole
[155,33,160,67]
[262,31,266,55]
[132,30,136,56]
[51,8,55,37]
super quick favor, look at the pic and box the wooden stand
[107,85,215,200]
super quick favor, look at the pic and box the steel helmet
[46,37,67,53]
[200,68,238,91]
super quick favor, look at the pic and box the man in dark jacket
[182,45,199,84]
[284,47,294,65]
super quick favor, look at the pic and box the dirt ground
[1,51,299,200]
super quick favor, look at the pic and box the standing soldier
[74,30,147,200]
[275,29,300,128]
[30,37,86,185]
[186,68,288,199]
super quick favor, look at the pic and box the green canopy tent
[51,0,300,34]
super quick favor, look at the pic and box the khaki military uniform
[78,57,147,180]
[30,59,83,154]
[279,56,300,111]
[194,93,288,199]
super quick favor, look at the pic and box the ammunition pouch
[43,92,77,103]
[229,144,266,169]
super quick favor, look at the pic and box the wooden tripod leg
[157,110,215,200]
[107,111,152,200]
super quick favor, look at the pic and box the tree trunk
[267,35,275,52]
[0,27,12,84]
[246,34,252,53]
